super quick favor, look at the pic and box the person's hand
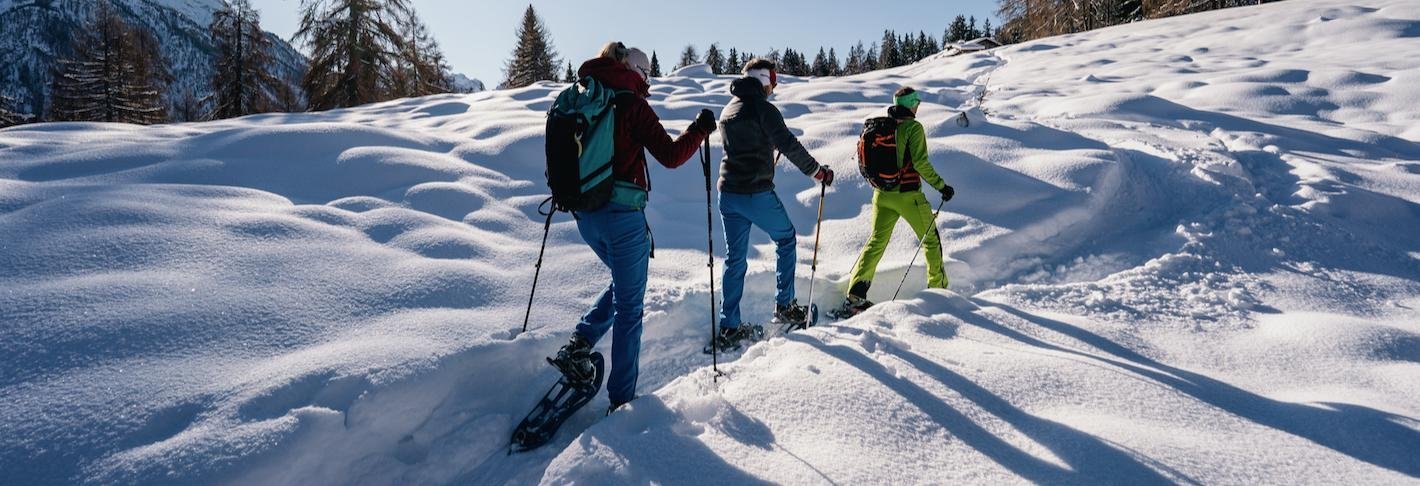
[693,109,717,134]
[938,184,955,203]
[813,166,834,186]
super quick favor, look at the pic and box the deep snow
[2,0,1418,484]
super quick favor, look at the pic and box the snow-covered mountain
[450,73,485,93]
[0,0,307,118]
[1,0,1417,484]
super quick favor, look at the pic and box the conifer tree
[678,44,699,69]
[982,19,994,38]
[704,43,725,74]
[499,5,559,89]
[0,94,29,128]
[765,49,781,66]
[725,47,741,73]
[810,48,829,77]
[968,16,981,39]
[878,30,902,68]
[208,0,284,119]
[650,51,662,77]
[828,47,841,76]
[49,0,168,124]
[901,33,918,62]
[947,14,971,42]
[563,61,576,83]
[394,12,452,97]
[844,42,864,75]
[863,45,879,71]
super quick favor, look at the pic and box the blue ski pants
[573,203,650,404]
[719,190,796,329]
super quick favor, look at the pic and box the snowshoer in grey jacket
[712,58,834,350]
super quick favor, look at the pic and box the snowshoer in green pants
[835,86,955,316]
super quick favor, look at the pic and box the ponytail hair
[599,41,630,62]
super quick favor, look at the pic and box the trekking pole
[702,139,723,381]
[891,197,947,301]
[803,179,827,329]
[521,199,557,334]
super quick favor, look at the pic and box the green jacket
[888,105,946,193]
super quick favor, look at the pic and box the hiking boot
[713,324,762,351]
[774,300,808,326]
[607,399,631,415]
[547,333,596,384]
[829,294,874,319]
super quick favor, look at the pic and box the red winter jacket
[577,58,707,191]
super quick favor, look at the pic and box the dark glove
[938,184,955,203]
[813,166,834,186]
[693,109,717,134]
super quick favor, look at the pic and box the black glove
[938,184,955,203]
[813,166,834,187]
[693,109,717,134]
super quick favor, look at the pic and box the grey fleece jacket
[716,76,821,194]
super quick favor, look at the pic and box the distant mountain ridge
[0,0,308,119]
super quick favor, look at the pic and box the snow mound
[669,63,717,78]
[2,0,1418,483]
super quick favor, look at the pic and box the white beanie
[626,48,652,81]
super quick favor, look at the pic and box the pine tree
[49,0,168,124]
[863,45,879,71]
[982,19,993,38]
[725,47,741,73]
[498,5,559,89]
[968,16,980,39]
[844,42,862,75]
[947,15,971,42]
[765,49,781,66]
[810,48,829,77]
[207,0,284,119]
[878,30,902,68]
[704,43,725,74]
[650,51,662,77]
[921,31,940,57]
[678,44,699,69]
[563,61,576,83]
[827,47,841,76]
[904,33,920,62]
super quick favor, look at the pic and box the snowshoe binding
[826,294,874,320]
[773,299,811,334]
[510,336,606,453]
[702,323,765,354]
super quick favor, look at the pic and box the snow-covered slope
[1,0,1417,484]
[0,0,306,118]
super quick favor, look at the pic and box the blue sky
[248,0,1000,85]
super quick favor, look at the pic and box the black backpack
[545,78,620,212]
[857,116,902,190]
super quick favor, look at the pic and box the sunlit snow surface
[2,0,1418,484]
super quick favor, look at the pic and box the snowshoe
[826,295,873,320]
[773,299,810,334]
[702,324,765,354]
[546,334,596,384]
[510,351,605,453]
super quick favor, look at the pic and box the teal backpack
[545,78,622,212]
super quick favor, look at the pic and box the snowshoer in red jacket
[549,43,717,413]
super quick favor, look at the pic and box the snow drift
[1,0,1418,484]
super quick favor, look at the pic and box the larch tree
[678,44,699,69]
[49,0,168,124]
[207,0,284,119]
